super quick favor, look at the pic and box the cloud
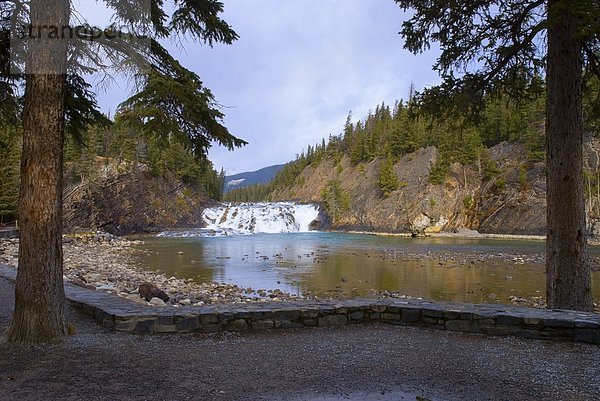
[91,0,441,174]
[199,0,441,174]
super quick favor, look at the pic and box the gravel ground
[1,277,599,401]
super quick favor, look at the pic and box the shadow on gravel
[1,277,599,401]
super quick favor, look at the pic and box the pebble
[149,297,166,306]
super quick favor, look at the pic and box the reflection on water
[135,232,600,305]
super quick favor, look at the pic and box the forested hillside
[63,115,226,200]
[226,81,547,203]
[225,79,600,236]
[0,115,226,232]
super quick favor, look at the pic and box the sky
[85,0,442,175]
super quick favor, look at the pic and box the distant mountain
[224,164,285,192]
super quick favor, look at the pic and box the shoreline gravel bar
[0,263,598,344]
[0,234,313,306]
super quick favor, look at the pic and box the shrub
[321,180,350,222]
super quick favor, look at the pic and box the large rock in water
[308,208,331,231]
[409,213,448,236]
[138,282,170,302]
[308,219,321,231]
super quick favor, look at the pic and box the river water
[135,231,600,306]
[134,202,600,306]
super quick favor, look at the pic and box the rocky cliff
[63,161,217,235]
[270,140,600,236]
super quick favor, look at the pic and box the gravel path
[1,277,599,401]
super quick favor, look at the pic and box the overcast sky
[88,0,441,175]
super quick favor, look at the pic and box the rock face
[270,140,600,236]
[63,163,217,235]
[308,208,331,231]
[476,143,546,235]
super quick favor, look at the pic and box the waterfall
[159,202,321,237]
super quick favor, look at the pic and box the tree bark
[7,0,70,343]
[545,0,593,311]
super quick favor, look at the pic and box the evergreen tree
[389,106,418,157]
[378,154,399,197]
[0,125,20,223]
[342,111,354,152]
[394,0,600,311]
[1,0,244,344]
[321,180,350,223]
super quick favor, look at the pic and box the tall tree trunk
[7,0,70,343]
[545,0,593,311]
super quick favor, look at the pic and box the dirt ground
[1,277,599,401]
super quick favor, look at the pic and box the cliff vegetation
[225,79,600,236]
[0,117,225,234]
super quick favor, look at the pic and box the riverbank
[342,228,600,273]
[0,234,317,306]
[2,231,599,312]
[2,233,421,307]
[346,228,545,242]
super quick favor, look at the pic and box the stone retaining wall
[0,228,18,239]
[1,264,599,344]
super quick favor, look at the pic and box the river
[134,203,600,306]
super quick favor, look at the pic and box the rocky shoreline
[0,233,418,307]
[0,234,319,307]
[344,229,600,271]
[1,232,598,311]
[346,228,600,246]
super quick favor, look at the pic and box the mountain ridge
[224,164,285,192]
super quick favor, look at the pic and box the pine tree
[321,180,350,223]
[342,111,354,151]
[378,154,399,197]
[0,126,20,223]
[2,0,245,344]
[394,0,600,311]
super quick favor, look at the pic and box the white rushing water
[159,202,321,237]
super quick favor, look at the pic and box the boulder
[69,278,96,290]
[309,207,332,231]
[138,282,170,302]
[308,219,321,231]
[149,297,166,306]
[409,213,431,236]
